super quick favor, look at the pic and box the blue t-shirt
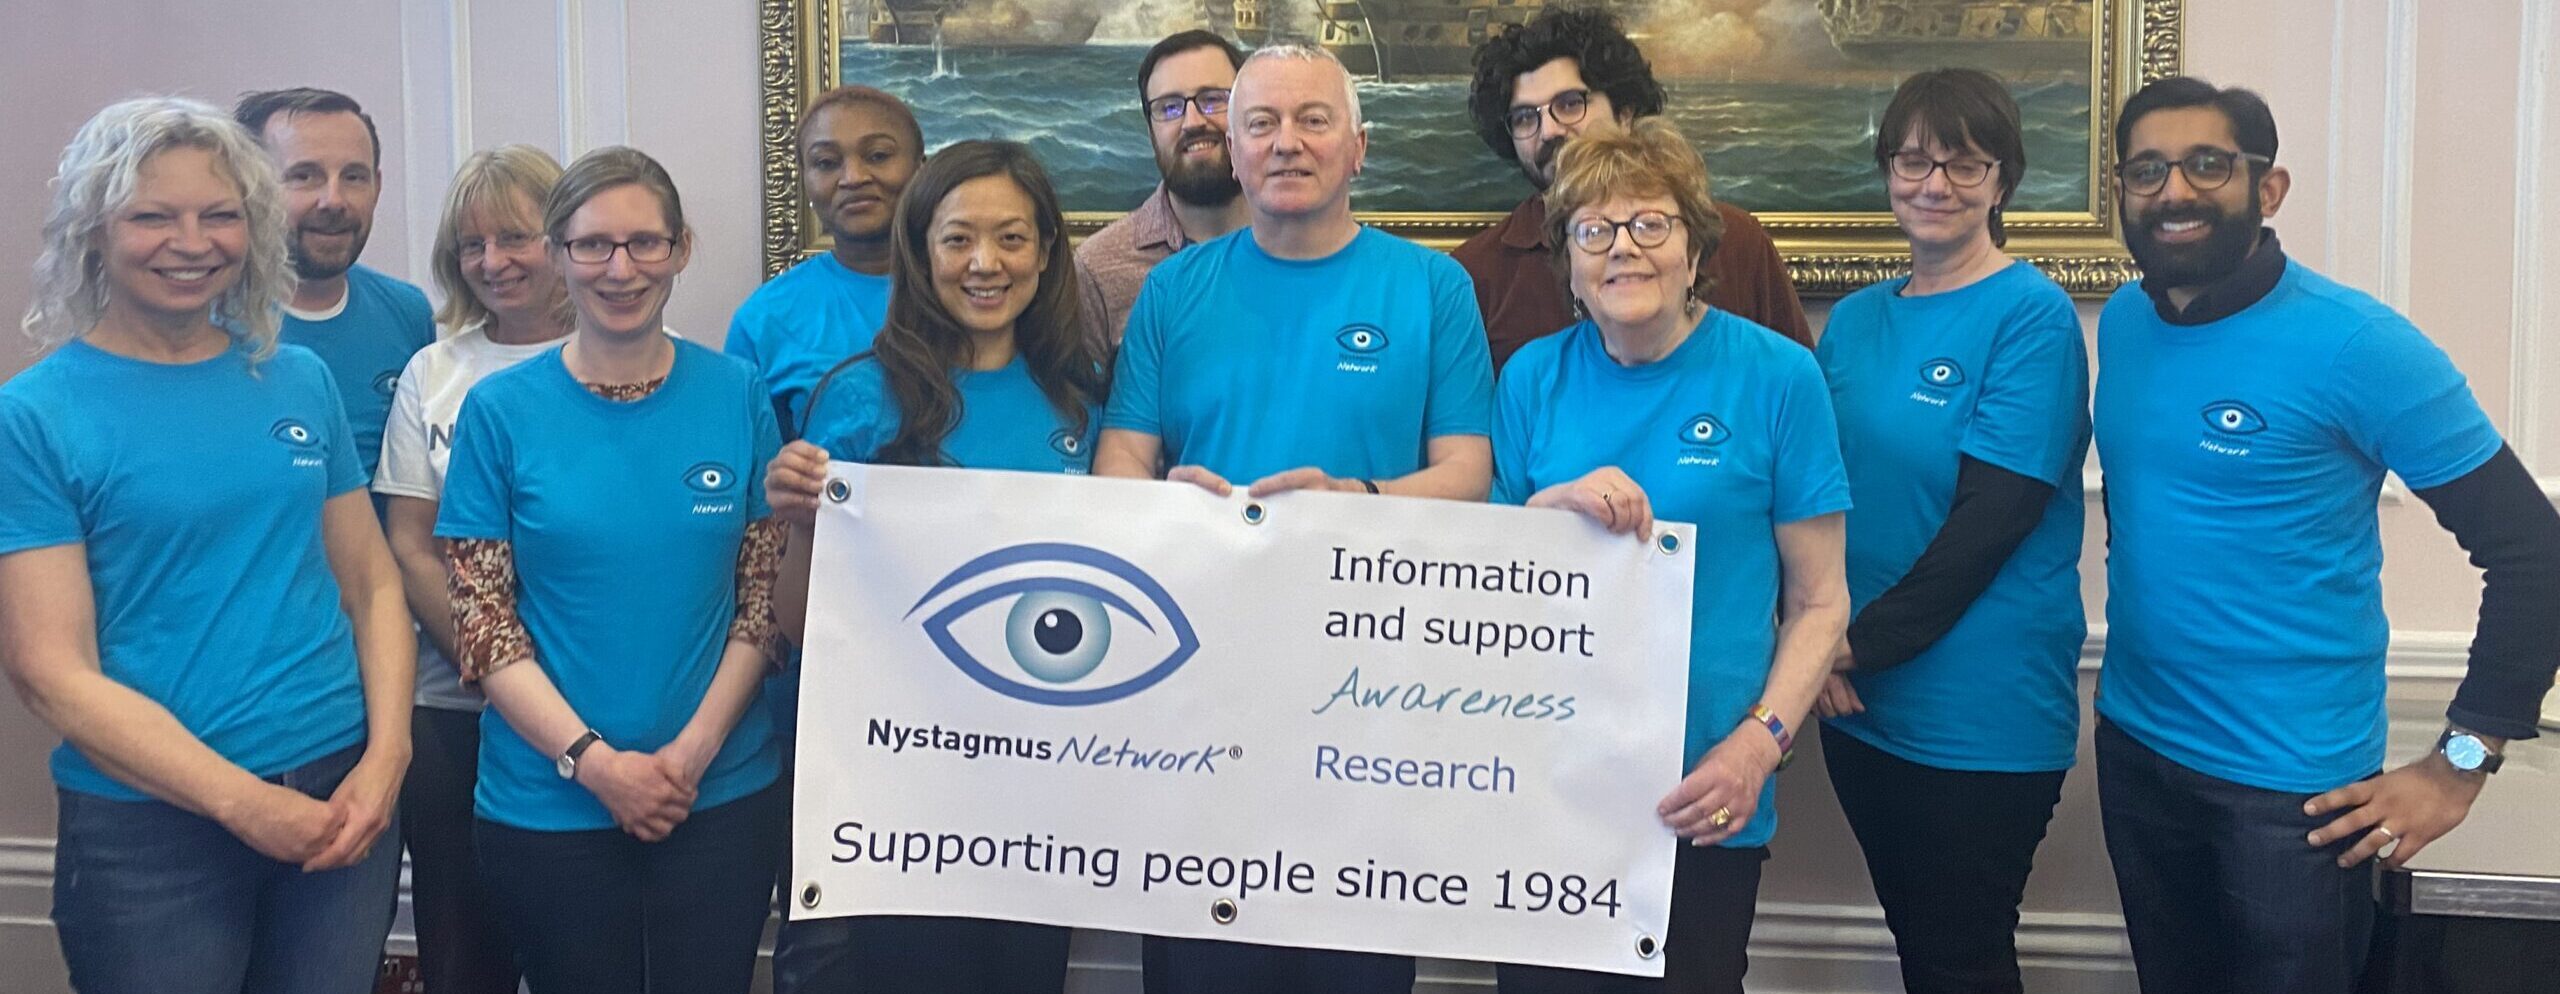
[280,264,435,475]
[804,355,1097,473]
[2094,261,2504,793]
[0,340,370,800]
[436,339,784,830]
[1493,312,1852,849]
[725,253,892,438]
[1815,262,2089,773]
[1104,227,1494,482]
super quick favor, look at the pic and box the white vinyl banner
[793,465,1696,975]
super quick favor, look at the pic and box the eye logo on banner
[2200,400,2268,435]
[905,542,1201,706]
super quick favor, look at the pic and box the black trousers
[1495,843,1768,994]
[477,783,786,994]
[1141,937,1414,994]
[400,706,520,994]
[1822,727,2066,994]
[773,914,1071,994]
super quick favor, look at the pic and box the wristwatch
[2435,727,2504,775]
[556,729,604,780]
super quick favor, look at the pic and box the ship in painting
[1815,0,2094,69]
[863,0,1099,47]
[1309,0,1546,81]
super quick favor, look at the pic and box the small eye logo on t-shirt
[1676,413,1729,467]
[1333,324,1388,374]
[1910,357,1966,407]
[371,370,400,398]
[2197,400,2267,457]
[270,418,327,467]
[683,461,741,515]
[1047,429,1090,473]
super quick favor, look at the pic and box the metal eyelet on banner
[800,882,823,910]
[1655,532,1682,556]
[1636,934,1660,959]
[1209,897,1239,925]
[1240,502,1267,525]
[825,479,852,503]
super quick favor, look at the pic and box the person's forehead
[1235,59,1346,110]
[2125,105,2241,153]
[1147,47,1238,100]
[806,101,906,145]
[266,110,371,156]
[1512,58,1589,104]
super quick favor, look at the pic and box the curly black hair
[1466,5,1666,163]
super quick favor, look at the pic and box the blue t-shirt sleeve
[1959,288,2089,487]
[802,367,892,463]
[2329,318,2504,489]
[1490,356,1541,506]
[433,391,514,540]
[1423,258,1496,439]
[746,375,782,522]
[1102,274,1167,437]
[397,282,435,351]
[1772,351,1854,523]
[0,398,82,554]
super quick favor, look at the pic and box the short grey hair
[1236,43,1364,131]
[24,97,293,360]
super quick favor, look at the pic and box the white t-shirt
[376,322,564,711]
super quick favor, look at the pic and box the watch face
[2445,734,2490,771]
[556,754,577,779]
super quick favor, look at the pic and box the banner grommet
[800,882,823,910]
[1210,898,1239,925]
[1241,502,1267,525]
[825,479,852,503]
[1636,934,1659,959]
[1655,532,1682,556]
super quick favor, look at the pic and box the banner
[793,466,1696,975]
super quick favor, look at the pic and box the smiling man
[1092,44,1495,994]
[1457,7,1808,371]
[2092,76,2560,994]
[1074,30,1252,345]
[238,89,433,477]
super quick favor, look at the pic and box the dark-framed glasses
[1145,88,1231,123]
[562,234,675,264]
[1887,152,1998,188]
[1569,211,1681,254]
[2114,149,2272,196]
[1505,88,1591,139]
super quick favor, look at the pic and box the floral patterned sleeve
[730,517,790,667]
[444,537,535,682]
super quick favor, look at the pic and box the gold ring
[1710,806,1733,829]
[2373,825,2398,841]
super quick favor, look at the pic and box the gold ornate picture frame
[761,1,2181,296]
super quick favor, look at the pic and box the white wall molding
[396,0,466,294]
[2376,0,2417,310]
[556,0,630,156]
[2515,0,2554,473]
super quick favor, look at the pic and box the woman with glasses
[435,146,787,994]
[373,143,568,994]
[1809,68,2089,994]
[1,97,410,994]
[760,139,1104,994]
[1490,115,1851,994]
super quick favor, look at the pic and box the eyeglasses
[1505,89,1591,139]
[1569,211,1681,254]
[2114,149,2272,196]
[561,234,675,265]
[458,231,538,259]
[1145,88,1231,123]
[1887,152,1998,188]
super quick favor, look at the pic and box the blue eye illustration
[906,542,1200,706]
[371,370,400,398]
[269,418,319,447]
[683,461,738,493]
[1676,414,1729,447]
[1335,324,1388,354]
[2200,401,2267,435]
[1048,429,1084,458]
[1918,358,1966,387]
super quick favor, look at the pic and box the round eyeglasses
[1887,152,1998,188]
[1145,88,1231,123]
[1506,89,1592,139]
[2114,149,2272,196]
[1569,211,1681,254]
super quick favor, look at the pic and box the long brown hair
[817,140,1105,465]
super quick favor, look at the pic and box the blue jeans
[52,742,401,994]
[2096,719,2378,994]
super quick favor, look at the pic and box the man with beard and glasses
[1457,6,1808,371]
[2092,75,2560,994]
[1074,29,1250,345]
[238,89,434,477]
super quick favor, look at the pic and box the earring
[1684,285,1701,316]
[1569,296,1589,322]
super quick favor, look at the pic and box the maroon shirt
[1452,196,1812,371]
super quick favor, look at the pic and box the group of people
[3,6,2554,994]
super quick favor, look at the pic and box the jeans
[1141,937,1414,994]
[401,705,519,994]
[1494,843,1767,994]
[52,742,402,994]
[477,782,785,994]
[774,914,1072,994]
[2097,719,2379,994]
[1823,728,2066,994]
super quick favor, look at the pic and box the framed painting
[760,0,2182,295]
